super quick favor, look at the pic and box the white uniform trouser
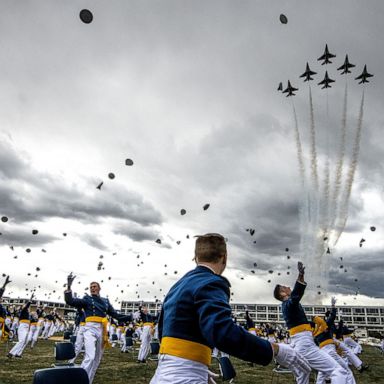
[9,323,30,356]
[150,354,208,384]
[48,323,57,337]
[116,327,124,341]
[212,348,229,358]
[138,325,152,361]
[42,322,52,339]
[81,322,104,384]
[11,319,19,334]
[268,335,276,343]
[109,325,116,340]
[27,325,39,348]
[5,317,12,328]
[69,325,86,363]
[336,340,362,369]
[290,331,347,384]
[343,337,362,355]
[317,344,355,384]
[37,320,45,336]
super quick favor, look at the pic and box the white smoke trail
[334,90,365,244]
[309,87,319,191]
[329,83,348,241]
[291,102,310,263]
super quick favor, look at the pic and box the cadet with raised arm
[64,273,133,383]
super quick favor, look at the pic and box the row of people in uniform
[0,234,374,384]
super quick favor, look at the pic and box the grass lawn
[0,339,383,383]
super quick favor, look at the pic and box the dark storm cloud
[0,138,163,228]
[81,233,109,252]
[113,222,160,242]
[0,227,58,247]
[329,249,384,298]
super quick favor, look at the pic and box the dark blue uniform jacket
[158,265,273,366]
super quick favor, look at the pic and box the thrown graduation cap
[317,291,321,295]
[186,234,190,239]
[108,173,115,180]
[253,262,257,267]
[176,241,181,245]
[339,265,344,269]
[354,278,358,282]
[279,14,288,24]
[268,270,273,274]
[326,247,331,254]
[174,271,178,274]
[125,158,134,166]
[203,203,210,211]
[285,248,289,252]
[249,229,255,236]
[63,233,67,237]
[36,267,40,271]
[180,209,186,215]
[155,238,162,244]
[287,271,290,275]
[277,82,283,91]
[96,181,103,190]
[32,229,38,235]
[251,270,255,274]
[370,226,376,231]
[360,238,365,243]
[323,237,328,241]
[10,246,14,251]
[1,216,8,222]
[287,255,291,259]
[79,9,93,24]
[267,279,271,283]
[26,248,31,253]
[277,272,281,276]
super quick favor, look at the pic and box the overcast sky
[0,0,383,307]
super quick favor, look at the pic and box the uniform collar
[196,264,217,274]
[195,265,231,287]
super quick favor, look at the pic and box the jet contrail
[329,83,348,240]
[334,90,365,244]
[292,102,306,187]
[309,86,319,191]
[292,102,310,261]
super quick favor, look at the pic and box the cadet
[274,262,347,384]
[65,274,133,384]
[151,233,310,384]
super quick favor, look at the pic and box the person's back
[151,233,310,384]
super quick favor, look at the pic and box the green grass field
[0,339,383,383]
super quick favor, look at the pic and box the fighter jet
[318,71,335,89]
[277,82,283,91]
[282,80,298,96]
[355,65,373,84]
[300,62,317,82]
[317,44,336,65]
[337,55,355,74]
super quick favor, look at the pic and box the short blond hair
[194,233,227,263]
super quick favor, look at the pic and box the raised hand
[4,275,12,286]
[297,262,305,275]
[67,272,76,289]
[331,296,337,306]
[30,292,35,301]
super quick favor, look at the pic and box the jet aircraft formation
[278,44,373,96]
